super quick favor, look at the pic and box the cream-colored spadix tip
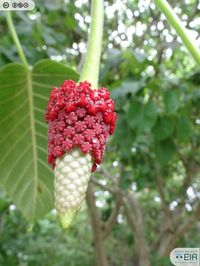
[54,150,92,228]
[59,208,77,229]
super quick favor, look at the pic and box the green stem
[154,0,200,65]
[79,0,104,88]
[6,11,29,69]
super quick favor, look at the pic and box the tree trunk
[86,183,109,266]
[123,193,151,266]
[157,202,200,256]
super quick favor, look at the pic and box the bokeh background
[0,0,200,265]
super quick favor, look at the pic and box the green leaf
[153,116,174,141]
[155,139,176,166]
[142,101,158,132]
[176,115,191,142]
[126,100,143,130]
[64,14,77,29]
[164,90,180,113]
[111,80,145,100]
[114,116,135,161]
[0,59,79,221]
[126,100,157,133]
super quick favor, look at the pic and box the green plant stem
[154,0,200,66]
[79,0,104,88]
[6,11,29,69]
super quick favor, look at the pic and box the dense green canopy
[0,1,200,265]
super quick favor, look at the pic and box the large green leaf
[126,100,157,133]
[0,59,79,221]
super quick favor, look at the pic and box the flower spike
[46,80,117,227]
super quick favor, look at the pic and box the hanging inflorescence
[45,80,117,172]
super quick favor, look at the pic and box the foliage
[0,192,95,266]
[0,0,200,265]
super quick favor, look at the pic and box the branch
[102,189,122,239]
[92,171,151,265]
[91,177,122,238]
[123,192,151,266]
[152,162,196,252]
[156,200,200,256]
[99,167,118,184]
[156,174,172,220]
[176,152,200,209]
[86,183,109,266]
[181,159,199,192]
[91,177,115,194]
[176,202,200,236]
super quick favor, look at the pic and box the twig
[156,174,172,220]
[102,189,122,239]
[91,177,116,194]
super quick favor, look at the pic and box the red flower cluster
[45,80,117,172]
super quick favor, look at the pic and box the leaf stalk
[154,0,200,65]
[6,11,29,69]
[79,0,104,88]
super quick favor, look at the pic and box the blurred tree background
[0,0,200,265]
